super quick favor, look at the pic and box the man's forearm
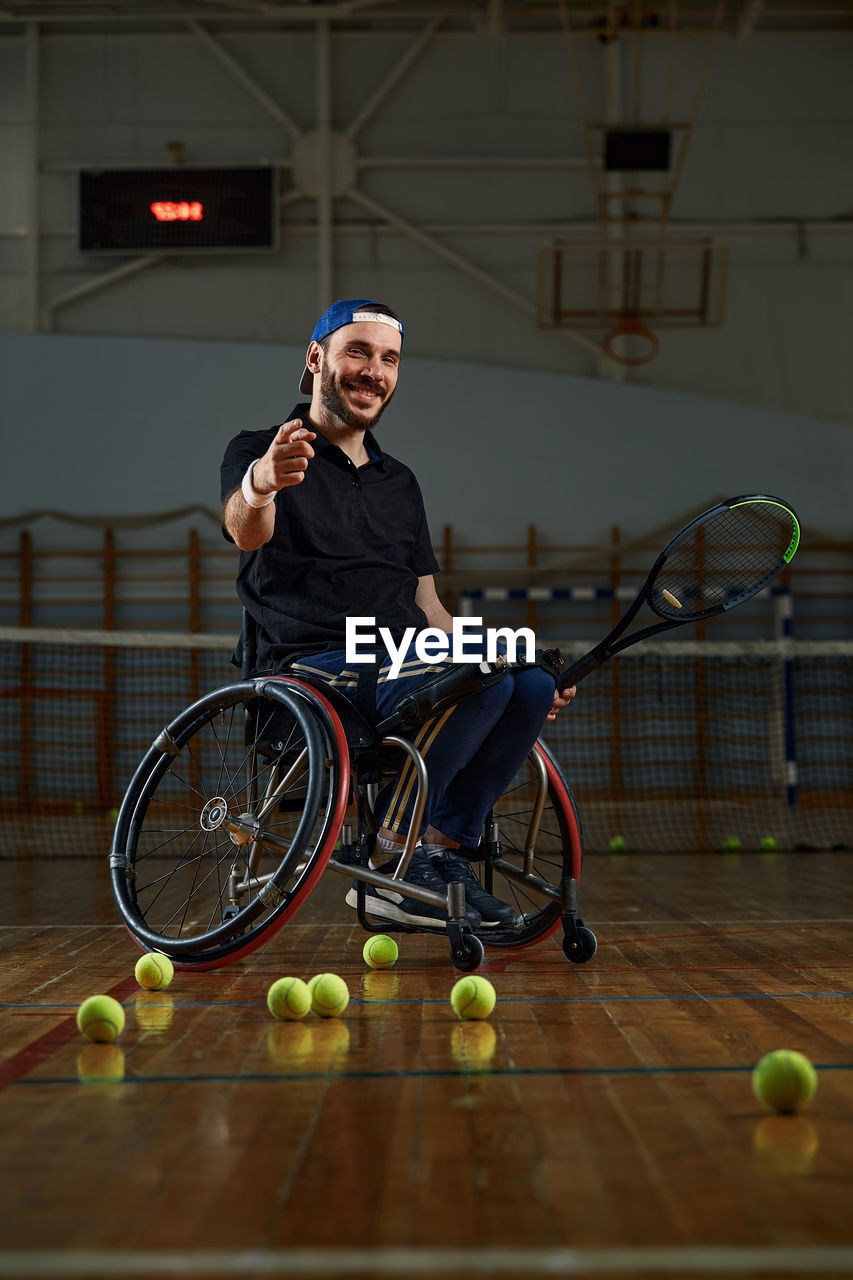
[223,486,276,552]
[223,419,316,552]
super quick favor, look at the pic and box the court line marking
[15,1061,853,1087]
[3,990,851,1012]
[1,1245,852,1276]
[0,975,138,1095]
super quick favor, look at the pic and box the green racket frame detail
[556,492,801,691]
[731,498,800,563]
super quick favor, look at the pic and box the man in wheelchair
[220,299,575,932]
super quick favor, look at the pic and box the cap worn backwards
[299,298,405,395]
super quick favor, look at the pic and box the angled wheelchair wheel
[474,738,583,950]
[111,678,349,969]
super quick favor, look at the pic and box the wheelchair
[110,624,597,973]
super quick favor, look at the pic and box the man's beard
[319,363,393,431]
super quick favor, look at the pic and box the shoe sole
[345,887,453,930]
[344,886,498,930]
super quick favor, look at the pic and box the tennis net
[1,626,850,857]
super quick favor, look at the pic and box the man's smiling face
[313,320,401,431]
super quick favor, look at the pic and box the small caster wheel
[562,926,597,964]
[451,933,484,972]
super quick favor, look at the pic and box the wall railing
[1,518,850,640]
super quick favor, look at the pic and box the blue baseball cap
[299,298,405,394]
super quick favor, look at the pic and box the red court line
[0,975,138,1095]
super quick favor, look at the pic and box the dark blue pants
[291,645,554,846]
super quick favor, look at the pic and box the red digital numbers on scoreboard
[150,201,204,222]
[80,168,275,251]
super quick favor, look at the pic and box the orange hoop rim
[603,315,660,367]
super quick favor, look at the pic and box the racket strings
[652,502,795,620]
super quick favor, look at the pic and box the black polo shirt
[220,403,440,670]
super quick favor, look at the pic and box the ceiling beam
[186,18,302,140]
[348,186,602,359]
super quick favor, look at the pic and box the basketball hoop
[602,314,660,367]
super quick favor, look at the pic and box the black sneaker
[429,850,517,925]
[345,846,481,929]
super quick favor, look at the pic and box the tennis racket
[557,494,800,691]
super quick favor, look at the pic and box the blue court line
[13,1061,853,1087]
[3,990,852,1011]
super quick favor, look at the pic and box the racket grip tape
[557,647,608,691]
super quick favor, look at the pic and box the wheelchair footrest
[354,875,476,939]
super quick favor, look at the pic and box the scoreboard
[78,167,278,253]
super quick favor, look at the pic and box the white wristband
[241,460,276,509]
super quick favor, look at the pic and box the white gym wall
[1,7,851,542]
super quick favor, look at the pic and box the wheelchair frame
[110,655,597,972]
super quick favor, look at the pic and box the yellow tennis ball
[450,975,496,1021]
[267,976,312,1021]
[753,1049,818,1114]
[310,973,350,1018]
[363,934,398,970]
[134,952,174,991]
[76,995,126,1043]
[760,835,777,851]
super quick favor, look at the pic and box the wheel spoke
[112,684,341,963]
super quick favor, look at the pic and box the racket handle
[557,647,608,691]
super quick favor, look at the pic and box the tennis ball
[267,976,312,1021]
[761,836,777,851]
[722,836,742,851]
[134,952,174,991]
[752,1049,818,1114]
[363,934,398,970]
[450,975,496,1021]
[310,973,350,1018]
[609,835,627,853]
[76,995,126,1043]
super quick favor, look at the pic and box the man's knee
[513,665,557,715]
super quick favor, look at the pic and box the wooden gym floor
[0,850,851,1280]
